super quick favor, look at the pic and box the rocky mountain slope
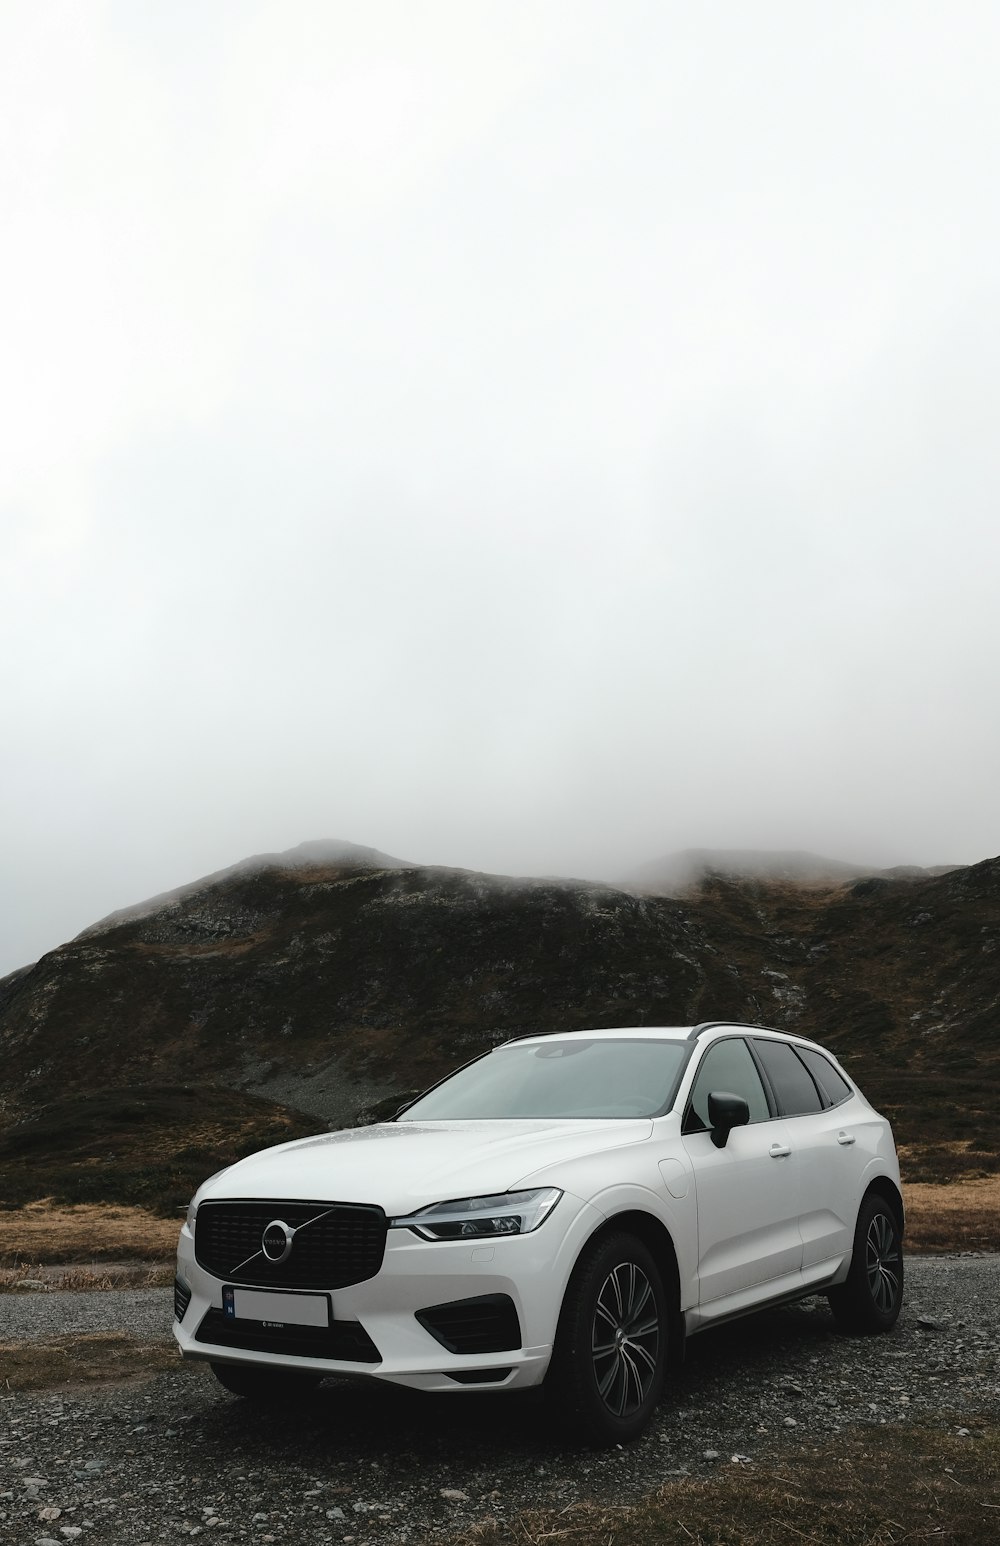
[1,842,997,1212]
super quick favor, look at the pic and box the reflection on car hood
[197,1119,654,1215]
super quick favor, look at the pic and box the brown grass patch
[0,1201,179,1266]
[0,1332,178,1392]
[0,1261,174,1293]
[903,1174,1000,1252]
[456,1423,1000,1546]
[898,1139,1000,1183]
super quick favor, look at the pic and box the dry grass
[902,1174,1000,1252]
[0,1261,174,1293]
[456,1423,1000,1546]
[898,1139,1000,1184]
[0,1332,178,1392]
[0,1200,179,1267]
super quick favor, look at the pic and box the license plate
[222,1285,331,1327]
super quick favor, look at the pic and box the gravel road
[2,1256,998,1546]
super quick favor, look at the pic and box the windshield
[399,1038,689,1121]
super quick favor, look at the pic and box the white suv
[173,1022,903,1443]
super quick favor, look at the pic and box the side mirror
[708,1090,750,1149]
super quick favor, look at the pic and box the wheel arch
[571,1208,685,1361]
[863,1176,905,1236]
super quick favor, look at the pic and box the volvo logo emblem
[261,1219,293,1264]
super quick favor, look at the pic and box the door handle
[837,1132,856,1146]
[769,1142,791,1158]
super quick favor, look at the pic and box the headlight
[391,1187,562,1241]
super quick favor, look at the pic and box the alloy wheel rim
[865,1211,902,1313]
[591,1260,660,1417]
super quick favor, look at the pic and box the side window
[753,1039,823,1116]
[796,1046,853,1107]
[685,1038,771,1131]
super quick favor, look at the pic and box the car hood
[196,1119,653,1216]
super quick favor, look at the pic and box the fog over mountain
[627,849,960,896]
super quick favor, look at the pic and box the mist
[3,1,999,978]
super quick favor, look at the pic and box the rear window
[752,1038,823,1116]
[795,1046,853,1107]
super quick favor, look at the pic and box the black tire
[827,1191,903,1333]
[548,1231,668,1445]
[210,1361,323,1402]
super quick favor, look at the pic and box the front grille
[196,1307,381,1363]
[195,1200,387,1290]
[416,1294,521,1354]
[174,1276,192,1323]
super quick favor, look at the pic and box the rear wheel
[827,1192,903,1333]
[548,1231,668,1445]
[210,1361,323,1402]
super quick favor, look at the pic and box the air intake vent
[174,1276,192,1323]
[447,1367,514,1384]
[195,1200,387,1290]
[416,1294,521,1354]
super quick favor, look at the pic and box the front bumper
[173,1192,600,1393]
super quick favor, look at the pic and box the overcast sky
[3,0,1000,976]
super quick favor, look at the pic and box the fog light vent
[174,1276,192,1323]
[416,1294,521,1354]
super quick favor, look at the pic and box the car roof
[504,1026,691,1046]
[504,1022,827,1050]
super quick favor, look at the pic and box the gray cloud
[2,2,999,975]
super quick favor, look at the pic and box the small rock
[957,1427,971,1436]
[60,1532,84,1542]
[918,1316,941,1331]
[783,1417,798,1428]
[440,1489,468,1503]
[326,1508,346,1521]
[38,1509,62,1523]
[36,1538,61,1546]
[702,1449,720,1461]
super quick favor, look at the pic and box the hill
[1,842,997,1213]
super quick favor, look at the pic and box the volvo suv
[174,1022,903,1443]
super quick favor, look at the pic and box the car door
[681,1036,801,1306]
[752,1038,871,1272]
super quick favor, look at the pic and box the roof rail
[687,1019,791,1041]
[687,1020,825,1050]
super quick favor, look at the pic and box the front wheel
[210,1361,323,1402]
[548,1231,668,1445]
[827,1192,903,1333]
